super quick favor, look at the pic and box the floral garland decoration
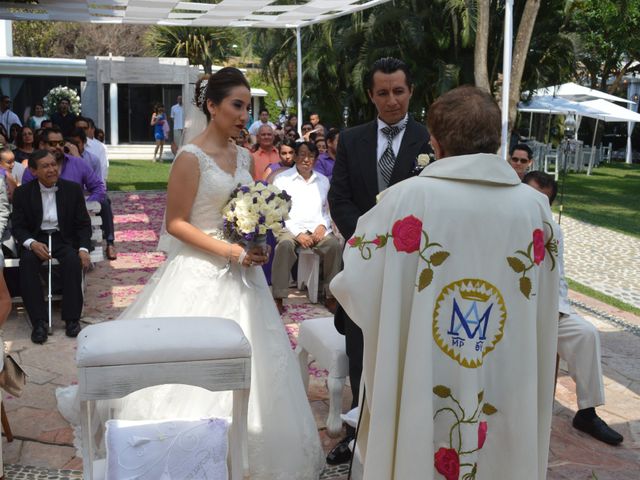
[506,221,557,299]
[433,385,498,480]
[43,85,81,117]
[347,215,450,291]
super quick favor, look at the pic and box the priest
[331,85,559,480]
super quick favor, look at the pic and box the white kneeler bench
[295,316,348,437]
[76,316,252,480]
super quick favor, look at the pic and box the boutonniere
[412,153,433,176]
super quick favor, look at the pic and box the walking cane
[44,229,57,335]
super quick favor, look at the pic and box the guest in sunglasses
[509,143,534,179]
[21,127,105,203]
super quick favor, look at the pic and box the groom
[327,57,431,463]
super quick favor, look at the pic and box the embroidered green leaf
[507,256,526,273]
[418,268,434,291]
[477,390,484,403]
[433,385,451,398]
[482,403,497,415]
[429,251,450,266]
[519,276,532,299]
[376,235,388,248]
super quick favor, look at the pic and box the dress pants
[271,230,342,299]
[557,311,605,409]
[99,195,115,244]
[19,231,83,326]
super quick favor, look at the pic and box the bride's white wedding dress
[97,144,325,479]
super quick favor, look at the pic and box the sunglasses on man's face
[46,140,65,147]
[510,156,530,164]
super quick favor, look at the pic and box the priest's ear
[430,137,444,160]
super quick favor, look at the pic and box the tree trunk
[474,0,491,92]
[508,0,541,128]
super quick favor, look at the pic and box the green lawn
[107,160,171,191]
[554,162,640,238]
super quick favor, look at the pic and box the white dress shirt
[273,167,332,237]
[171,103,184,130]
[376,114,408,191]
[0,109,21,133]
[85,137,109,181]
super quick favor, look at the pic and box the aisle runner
[83,191,330,379]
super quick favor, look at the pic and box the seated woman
[264,139,296,183]
[13,126,35,166]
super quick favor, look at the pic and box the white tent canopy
[0,0,393,28]
[529,82,634,105]
[518,95,606,116]
[581,98,640,123]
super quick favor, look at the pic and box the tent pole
[528,112,533,139]
[500,0,514,161]
[626,121,633,164]
[587,118,598,175]
[296,26,303,137]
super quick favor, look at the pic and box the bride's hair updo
[194,67,251,121]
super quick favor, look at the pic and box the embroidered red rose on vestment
[478,421,488,449]
[532,228,545,265]
[391,215,422,253]
[347,237,357,247]
[434,447,460,480]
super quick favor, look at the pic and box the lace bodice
[178,144,253,234]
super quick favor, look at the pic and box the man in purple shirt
[22,127,105,203]
[313,128,339,181]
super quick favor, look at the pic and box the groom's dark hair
[366,57,413,92]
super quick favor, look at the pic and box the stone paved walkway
[561,215,640,309]
[1,192,639,479]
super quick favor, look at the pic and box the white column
[0,21,13,57]
[296,26,303,137]
[109,82,119,145]
[252,96,260,123]
[500,0,514,161]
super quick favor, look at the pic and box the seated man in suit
[11,150,91,344]
[272,142,342,315]
[523,171,623,446]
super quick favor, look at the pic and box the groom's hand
[296,233,315,249]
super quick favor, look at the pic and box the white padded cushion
[77,317,251,367]
[105,417,229,480]
[298,317,348,377]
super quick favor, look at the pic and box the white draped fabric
[331,154,560,480]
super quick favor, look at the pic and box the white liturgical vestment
[331,153,559,480]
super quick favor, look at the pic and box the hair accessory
[197,79,209,108]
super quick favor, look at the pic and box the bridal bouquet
[222,181,292,245]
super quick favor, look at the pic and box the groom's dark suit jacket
[11,178,92,252]
[329,116,431,333]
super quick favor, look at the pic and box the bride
[93,68,325,479]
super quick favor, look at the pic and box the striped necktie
[378,120,407,185]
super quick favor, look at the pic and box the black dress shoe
[31,324,48,344]
[65,320,82,338]
[326,434,354,465]
[573,413,623,445]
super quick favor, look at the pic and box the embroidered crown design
[459,290,491,302]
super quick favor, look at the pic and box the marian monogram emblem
[433,279,507,368]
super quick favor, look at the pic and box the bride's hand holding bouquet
[222,181,292,266]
